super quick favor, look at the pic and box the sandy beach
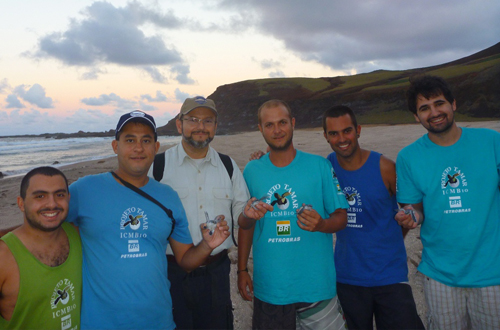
[2,121,500,328]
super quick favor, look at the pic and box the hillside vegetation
[158,42,500,135]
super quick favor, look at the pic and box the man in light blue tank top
[395,75,500,329]
[323,105,424,330]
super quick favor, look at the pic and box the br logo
[276,220,291,236]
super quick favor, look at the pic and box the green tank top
[0,222,82,330]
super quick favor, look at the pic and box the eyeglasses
[182,117,217,126]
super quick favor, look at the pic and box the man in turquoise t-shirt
[395,75,500,329]
[237,100,348,329]
[67,110,231,330]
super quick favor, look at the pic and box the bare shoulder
[379,155,396,173]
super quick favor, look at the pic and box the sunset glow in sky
[1,0,499,136]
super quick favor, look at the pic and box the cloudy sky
[1,0,499,136]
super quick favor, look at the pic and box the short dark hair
[257,100,293,124]
[116,119,158,142]
[20,167,69,199]
[407,75,455,114]
[322,105,358,133]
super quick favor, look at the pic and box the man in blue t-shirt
[395,75,500,329]
[323,105,424,330]
[237,100,348,329]
[67,110,231,330]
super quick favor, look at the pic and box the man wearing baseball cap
[149,97,262,329]
[66,110,231,330]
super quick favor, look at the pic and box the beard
[25,208,65,232]
[266,132,293,151]
[425,119,454,134]
[421,109,455,135]
[183,133,214,149]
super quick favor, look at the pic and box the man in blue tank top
[323,106,424,330]
[395,75,500,329]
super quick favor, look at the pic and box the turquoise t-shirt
[396,127,500,287]
[67,173,192,330]
[243,150,348,304]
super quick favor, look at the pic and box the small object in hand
[251,196,268,210]
[297,204,313,214]
[204,212,223,235]
[395,208,418,223]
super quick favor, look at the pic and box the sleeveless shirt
[328,151,408,286]
[0,223,82,330]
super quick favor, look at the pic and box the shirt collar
[176,143,217,167]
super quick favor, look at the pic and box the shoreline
[4,120,500,228]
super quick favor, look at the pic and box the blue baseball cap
[115,110,157,140]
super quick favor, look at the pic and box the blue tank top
[328,151,408,286]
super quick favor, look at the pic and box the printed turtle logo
[271,192,291,210]
[345,192,357,206]
[444,172,460,188]
[53,286,71,306]
[123,214,142,230]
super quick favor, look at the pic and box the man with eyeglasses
[149,96,260,329]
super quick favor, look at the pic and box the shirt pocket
[212,187,234,216]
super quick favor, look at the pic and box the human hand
[237,269,254,301]
[200,217,230,249]
[395,206,420,229]
[296,204,324,232]
[249,150,266,161]
[244,197,273,220]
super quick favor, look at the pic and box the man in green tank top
[0,167,82,330]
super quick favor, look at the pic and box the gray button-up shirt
[148,143,250,255]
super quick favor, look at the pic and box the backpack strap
[217,152,238,246]
[152,150,238,246]
[153,152,166,182]
[217,152,233,179]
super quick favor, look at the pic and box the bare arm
[169,219,230,272]
[237,226,255,301]
[380,155,396,197]
[0,241,19,321]
[297,206,347,233]
[379,155,411,236]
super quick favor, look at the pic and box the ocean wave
[0,135,180,177]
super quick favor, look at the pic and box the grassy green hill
[158,42,500,134]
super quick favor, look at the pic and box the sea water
[0,136,181,177]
